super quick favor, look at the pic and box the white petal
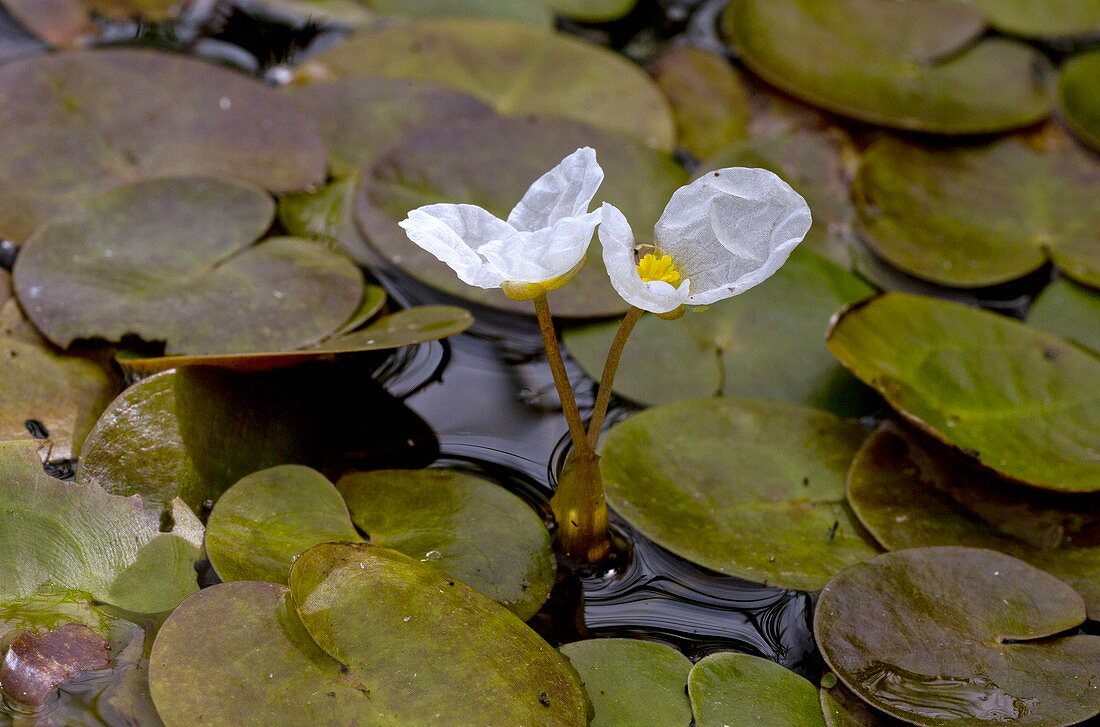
[507,147,604,232]
[655,167,811,304]
[398,204,516,288]
[599,203,688,314]
[479,210,598,283]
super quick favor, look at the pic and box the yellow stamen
[636,253,681,284]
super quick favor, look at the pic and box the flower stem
[585,306,643,450]
[533,294,610,564]
[533,295,588,455]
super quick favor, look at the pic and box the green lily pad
[724,0,1052,134]
[290,542,590,723]
[1,586,122,650]
[854,136,1100,288]
[283,77,495,178]
[14,176,363,354]
[0,439,200,614]
[76,364,438,513]
[689,652,825,727]
[962,0,1100,38]
[827,293,1100,493]
[205,465,362,585]
[119,305,473,375]
[337,469,554,620]
[815,547,1100,726]
[849,425,1100,620]
[356,114,687,317]
[648,47,750,161]
[0,49,325,243]
[1028,278,1100,354]
[820,682,896,726]
[332,283,387,337]
[564,249,877,416]
[1060,50,1100,152]
[149,581,380,726]
[559,638,692,726]
[701,131,858,268]
[298,17,675,150]
[278,178,356,248]
[599,398,877,590]
[0,334,119,460]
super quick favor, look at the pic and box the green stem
[533,295,589,456]
[585,306,643,450]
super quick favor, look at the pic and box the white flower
[599,167,812,316]
[398,147,604,301]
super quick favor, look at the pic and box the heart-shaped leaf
[1027,278,1100,355]
[689,652,825,727]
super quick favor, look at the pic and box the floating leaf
[725,0,1052,134]
[119,305,473,375]
[962,0,1100,39]
[283,77,495,178]
[559,638,692,726]
[1060,50,1100,152]
[853,137,1100,287]
[0,334,118,459]
[820,682,896,726]
[331,284,387,337]
[599,398,876,590]
[0,49,325,242]
[649,47,750,160]
[1,587,119,649]
[1,623,110,707]
[564,249,876,416]
[847,426,1100,619]
[815,547,1100,726]
[278,178,357,248]
[291,542,590,723]
[0,440,200,614]
[701,131,858,268]
[1027,278,1100,354]
[298,17,675,150]
[205,466,362,585]
[356,115,687,317]
[337,469,555,620]
[77,364,438,513]
[827,293,1100,493]
[688,652,825,727]
[14,177,364,354]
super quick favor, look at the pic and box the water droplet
[423,550,442,561]
[857,661,1035,721]
[219,97,231,111]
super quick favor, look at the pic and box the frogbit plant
[400,150,811,564]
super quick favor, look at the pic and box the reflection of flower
[399,147,604,301]
[599,168,811,316]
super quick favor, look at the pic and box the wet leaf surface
[854,137,1100,288]
[289,542,590,724]
[848,425,1100,619]
[1,623,110,707]
[205,465,362,585]
[820,682,898,726]
[0,440,200,614]
[599,398,877,590]
[14,176,364,354]
[118,305,472,375]
[725,0,1052,134]
[0,333,119,459]
[559,638,692,726]
[815,547,1100,726]
[337,469,555,620]
[1060,50,1100,152]
[283,77,494,178]
[356,114,687,317]
[689,652,825,727]
[298,17,675,150]
[701,131,858,268]
[565,249,877,416]
[76,364,439,513]
[0,49,325,243]
[962,0,1100,38]
[827,293,1100,493]
[648,47,750,161]
[1027,278,1100,354]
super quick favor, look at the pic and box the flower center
[636,253,681,284]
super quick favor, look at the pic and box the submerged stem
[586,306,643,450]
[533,295,588,455]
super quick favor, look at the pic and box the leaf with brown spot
[1,623,110,707]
